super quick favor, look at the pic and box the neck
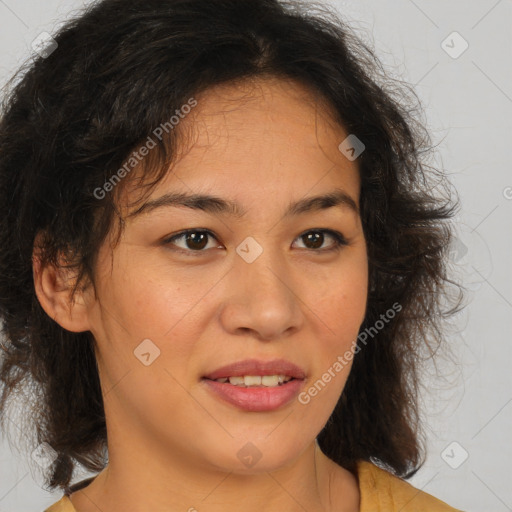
[69,438,359,512]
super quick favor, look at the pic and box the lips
[202,358,306,381]
[202,359,306,412]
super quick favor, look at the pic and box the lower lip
[202,378,304,412]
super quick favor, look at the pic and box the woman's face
[83,77,368,475]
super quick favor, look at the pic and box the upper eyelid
[164,228,346,248]
[165,229,218,244]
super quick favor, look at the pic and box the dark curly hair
[0,0,462,491]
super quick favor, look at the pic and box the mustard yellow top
[44,460,463,512]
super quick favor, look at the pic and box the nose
[219,247,304,341]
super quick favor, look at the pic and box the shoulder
[356,460,464,512]
[44,496,76,512]
[44,475,94,511]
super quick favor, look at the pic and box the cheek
[314,258,368,336]
[105,249,205,335]
[89,249,212,388]
[306,256,367,387]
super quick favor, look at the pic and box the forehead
[186,76,347,151]
[120,76,360,216]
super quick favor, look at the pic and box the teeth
[243,375,261,386]
[261,375,278,386]
[229,376,246,386]
[214,375,293,387]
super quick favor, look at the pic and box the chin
[203,432,312,475]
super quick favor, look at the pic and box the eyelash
[162,229,348,255]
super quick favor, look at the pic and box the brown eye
[164,230,220,253]
[163,228,347,255]
[302,232,324,249]
[294,230,348,251]
[183,232,209,250]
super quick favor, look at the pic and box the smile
[211,375,294,387]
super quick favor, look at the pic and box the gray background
[0,0,510,511]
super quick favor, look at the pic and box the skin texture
[33,77,368,512]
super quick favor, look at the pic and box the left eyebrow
[125,188,359,220]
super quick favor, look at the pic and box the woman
[0,0,464,510]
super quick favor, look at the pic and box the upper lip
[203,358,306,380]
